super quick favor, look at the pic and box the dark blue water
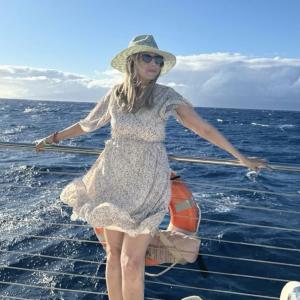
[0,99,299,300]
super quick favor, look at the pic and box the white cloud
[161,53,300,111]
[0,65,112,101]
[1,53,300,110]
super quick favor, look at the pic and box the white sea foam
[251,122,270,127]
[3,125,27,134]
[23,105,51,114]
[279,124,295,129]
[193,191,240,213]
[251,122,295,130]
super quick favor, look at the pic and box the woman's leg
[121,233,153,300]
[104,229,125,300]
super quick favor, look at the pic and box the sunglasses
[140,53,164,66]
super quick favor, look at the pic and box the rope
[187,180,300,198]
[0,249,99,265]
[6,216,300,235]
[4,232,300,255]
[0,278,279,300]
[199,253,300,268]
[0,266,281,299]
[0,297,35,300]
[0,280,161,300]
[199,199,300,215]
[1,261,290,284]
[3,180,300,216]
[4,232,203,257]
[1,141,300,172]
[0,142,102,155]
[3,178,299,198]
[0,281,107,296]
[201,236,300,252]
[2,248,300,269]
[146,280,279,299]
[145,262,178,277]
[1,265,106,281]
[200,218,300,233]
[169,154,300,172]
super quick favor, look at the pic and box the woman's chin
[141,76,157,83]
[148,74,159,80]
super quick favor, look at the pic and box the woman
[35,34,267,300]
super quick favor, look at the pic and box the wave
[279,124,295,129]
[251,122,295,129]
[251,122,270,127]
[23,107,52,113]
[193,191,240,214]
[3,125,27,135]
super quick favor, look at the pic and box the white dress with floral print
[60,83,193,237]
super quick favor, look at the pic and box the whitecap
[23,106,51,113]
[24,107,35,113]
[193,191,240,213]
[278,124,295,129]
[251,122,270,127]
[3,125,27,134]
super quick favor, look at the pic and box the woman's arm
[35,122,85,152]
[51,122,85,142]
[175,104,268,171]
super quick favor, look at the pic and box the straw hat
[111,34,176,75]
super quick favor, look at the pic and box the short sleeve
[78,89,112,133]
[159,87,194,125]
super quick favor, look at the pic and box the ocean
[0,98,299,300]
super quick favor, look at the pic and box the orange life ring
[167,171,200,234]
[94,170,200,266]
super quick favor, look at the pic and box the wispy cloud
[1,53,300,110]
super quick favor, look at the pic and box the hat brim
[111,45,176,75]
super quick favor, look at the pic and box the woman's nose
[149,59,158,67]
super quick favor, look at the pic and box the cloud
[161,53,300,111]
[0,65,115,101]
[0,53,300,110]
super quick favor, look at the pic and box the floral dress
[60,83,193,237]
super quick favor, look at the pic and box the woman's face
[136,52,164,83]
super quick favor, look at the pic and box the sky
[0,0,300,110]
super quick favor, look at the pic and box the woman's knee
[120,233,151,278]
[121,253,144,277]
[107,246,122,264]
[104,229,124,265]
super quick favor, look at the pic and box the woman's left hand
[239,156,271,172]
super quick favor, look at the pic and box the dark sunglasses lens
[141,54,164,66]
[142,54,152,63]
[154,56,164,65]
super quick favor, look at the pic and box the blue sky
[1,0,300,110]
[1,0,299,75]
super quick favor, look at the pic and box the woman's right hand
[239,156,271,172]
[34,135,54,152]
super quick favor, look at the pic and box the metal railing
[1,142,299,299]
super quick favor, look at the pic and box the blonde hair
[113,52,161,114]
